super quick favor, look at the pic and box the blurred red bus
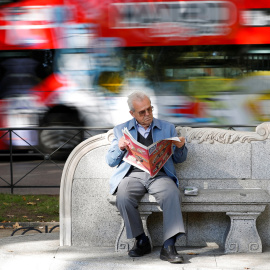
[1,0,270,153]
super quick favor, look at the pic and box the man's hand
[173,137,185,148]
[119,136,130,151]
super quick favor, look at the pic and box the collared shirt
[136,121,152,138]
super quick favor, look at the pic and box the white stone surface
[74,146,114,179]
[72,178,120,247]
[252,141,270,179]
[177,142,251,179]
[4,233,270,270]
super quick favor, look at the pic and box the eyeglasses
[137,106,154,117]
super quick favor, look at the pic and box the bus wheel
[39,108,83,160]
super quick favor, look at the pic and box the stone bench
[108,189,270,253]
[60,122,270,254]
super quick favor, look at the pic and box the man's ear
[129,110,134,117]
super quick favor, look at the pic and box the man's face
[130,97,153,128]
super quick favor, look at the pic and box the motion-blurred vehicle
[1,0,270,155]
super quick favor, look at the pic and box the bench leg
[115,211,153,252]
[225,212,262,253]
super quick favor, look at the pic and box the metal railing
[0,125,256,194]
[11,224,60,236]
[0,127,110,194]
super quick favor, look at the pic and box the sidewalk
[0,232,270,270]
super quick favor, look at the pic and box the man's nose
[145,109,150,116]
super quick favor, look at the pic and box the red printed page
[148,140,174,177]
[122,127,181,176]
[123,129,151,173]
[123,151,151,174]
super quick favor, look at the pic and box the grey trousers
[116,171,185,243]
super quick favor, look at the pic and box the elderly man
[106,91,187,263]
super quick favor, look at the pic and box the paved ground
[0,227,14,238]
[1,231,270,270]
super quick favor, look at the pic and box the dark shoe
[160,245,184,263]
[128,236,151,257]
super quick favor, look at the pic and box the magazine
[122,127,181,177]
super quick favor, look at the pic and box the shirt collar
[136,121,152,130]
[127,117,161,131]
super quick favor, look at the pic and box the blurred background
[1,0,270,156]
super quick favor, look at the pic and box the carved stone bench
[108,188,270,253]
[60,122,270,253]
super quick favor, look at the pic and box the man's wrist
[178,144,185,150]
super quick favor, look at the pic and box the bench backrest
[176,123,270,189]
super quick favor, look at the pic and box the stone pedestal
[115,211,153,252]
[225,212,262,253]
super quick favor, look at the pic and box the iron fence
[0,125,256,194]
[11,224,60,236]
[0,127,110,194]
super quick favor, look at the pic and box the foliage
[187,76,237,97]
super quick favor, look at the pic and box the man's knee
[116,192,138,210]
[157,185,181,207]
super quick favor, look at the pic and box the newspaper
[122,127,181,177]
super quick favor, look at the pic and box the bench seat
[108,188,270,253]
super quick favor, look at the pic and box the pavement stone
[0,232,270,270]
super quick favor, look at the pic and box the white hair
[127,91,150,111]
